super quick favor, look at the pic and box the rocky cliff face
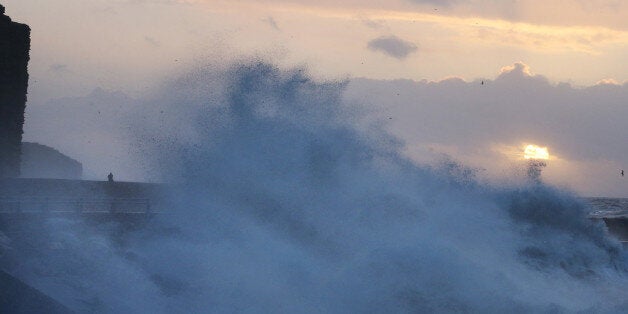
[0,5,30,178]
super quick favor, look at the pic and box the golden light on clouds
[204,0,628,55]
[524,145,549,160]
[360,11,628,54]
[500,63,533,76]
[183,0,628,85]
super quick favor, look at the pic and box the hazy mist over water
[5,60,628,313]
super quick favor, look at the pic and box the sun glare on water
[524,145,549,160]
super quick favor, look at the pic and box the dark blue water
[587,198,628,218]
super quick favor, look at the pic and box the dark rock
[0,5,30,178]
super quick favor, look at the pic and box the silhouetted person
[107,172,114,182]
[481,80,484,85]
[622,170,624,177]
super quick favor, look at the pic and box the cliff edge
[0,5,31,178]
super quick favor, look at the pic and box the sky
[3,0,628,196]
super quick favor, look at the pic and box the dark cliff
[0,5,30,178]
[20,142,83,179]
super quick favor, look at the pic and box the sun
[523,144,549,160]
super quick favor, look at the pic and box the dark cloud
[262,16,280,31]
[367,35,418,60]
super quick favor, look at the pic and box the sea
[586,197,628,218]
